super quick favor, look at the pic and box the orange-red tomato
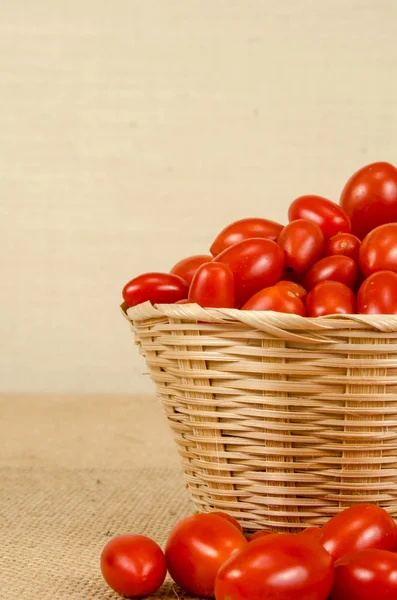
[275,280,307,299]
[171,254,212,285]
[357,271,397,314]
[299,527,324,544]
[278,220,325,275]
[188,262,235,308]
[210,218,283,256]
[122,272,188,307]
[326,233,361,262]
[303,255,357,290]
[210,512,243,533]
[306,281,356,317]
[247,530,275,542]
[359,223,397,276]
[289,195,351,239]
[242,285,306,316]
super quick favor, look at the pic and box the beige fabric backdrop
[0,0,396,393]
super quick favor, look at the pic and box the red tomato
[357,270,397,314]
[100,534,166,597]
[210,512,243,533]
[214,238,284,307]
[326,233,361,262]
[359,223,397,276]
[188,262,235,308]
[321,504,397,563]
[247,530,275,542]
[165,513,247,598]
[210,218,283,256]
[303,255,357,290]
[306,281,356,317]
[299,527,324,544]
[275,280,307,299]
[170,254,212,285]
[242,285,306,315]
[175,298,189,304]
[122,273,188,307]
[277,220,325,274]
[331,549,397,600]
[289,195,351,239]
[215,533,334,600]
[340,162,397,239]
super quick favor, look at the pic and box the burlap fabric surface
[0,394,199,599]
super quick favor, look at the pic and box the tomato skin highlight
[340,161,397,239]
[359,222,397,276]
[210,217,283,256]
[171,254,212,285]
[303,255,357,290]
[321,504,397,563]
[242,285,306,315]
[100,534,167,598]
[278,219,325,275]
[215,533,334,600]
[289,195,351,239]
[122,272,188,307]
[275,280,307,299]
[189,262,235,308]
[326,233,361,262]
[213,238,284,307]
[357,270,397,314]
[306,281,356,317]
[330,549,397,600]
[165,513,247,598]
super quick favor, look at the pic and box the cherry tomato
[340,162,397,239]
[359,223,397,276]
[210,512,243,533]
[215,533,334,600]
[247,530,275,542]
[122,272,188,307]
[100,534,167,597]
[277,220,325,274]
[165,513,247,598]
[357,270,397,314]
[170,254,212,285]
[326,233,361,262]
[275,280,307,299]
[289,195,351,239]
[331,549,397,600]
[303,255,357,290]
[210,218,283,256]
[188,262,235,308]
[299,527,324,544]
[306,281,356,317]
[214,238,284,307]
[321,504,397,563]
[242,285,306,315]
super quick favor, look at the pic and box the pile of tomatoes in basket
[100,503,397,599]
[122,161,397,316]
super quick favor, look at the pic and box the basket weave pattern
[124,302,397,532]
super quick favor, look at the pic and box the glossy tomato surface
[165,513,247,598]
[359,223,397,276]
[306,281,356,317]
[326,233,361,262]
[275,280,307,299]
[303,255,357,290]
[289,195,351,239]
[170,254,212,285]
[357,270,397,314]
[242,285,306,315]
[100,534,166,597]
[340,162,397,239]
[330,549,397,600]
[278,219,324,274]
[210,218,283,256]
[122,272,188,307]
[188,262,235,308]
[321,504,397,563]
[215,533,334,600]
[214,238,284,307]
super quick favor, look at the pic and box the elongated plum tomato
[213,238,284,307]
[100,534,167,597]
[122,273,188,307]
[303,255,357,290]
[210,218,283,256]
[306,281,356,317]
[188,262,235,308]
[288,195,351,239]
[326,233,361,262]
[215,533,334,600]
[242,285,306,316]
[357,271,397,314]
[331,549,397,600]
[275,280,307,299]
[359,223,397,276]
[170,254,212,285]
[340,161,397,239]
[320,504,397,563]
[277,219,324,274]
[165,513,247,598]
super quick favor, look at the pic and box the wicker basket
[122,301,397,532]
